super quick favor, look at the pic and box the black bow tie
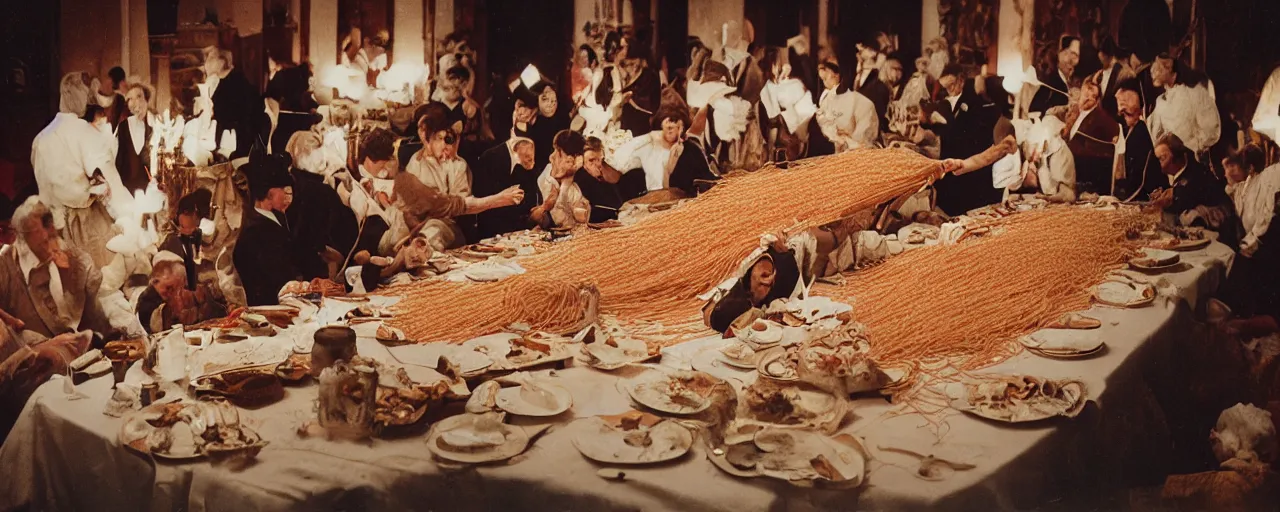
[179,231,202,246]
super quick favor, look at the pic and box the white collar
[506,137,532,174]
[15,239,46,284]
[1059,70,1070,85]
[255,207,281,226]
[1168,164,1187,185]
[946,94,961,108]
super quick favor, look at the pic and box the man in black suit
[852,43,891,133]
[1151,133,1236,247]
[283,131,359,281]
[207,49,261,160]
[472,136,541,239]
[1114,80,1164,201]
[1095,39,1127,119]
[575,136,624,223]
[233,147,323,306]
[923,65,1001,215]
[1029,36,1081,117]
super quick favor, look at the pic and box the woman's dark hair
[604,31,632,63]
[359,128,397,164]
[1234,144,1267,173]
[578,44,598,68]
[818,60,848,94]
[81,104,106,124]
[176,189,213,219]
[708,285,753,334]
[108,66,126,88]
[446,65,471,83]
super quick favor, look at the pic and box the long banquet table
[0,241,1235,511]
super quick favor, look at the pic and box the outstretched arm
[944,135,1019,176]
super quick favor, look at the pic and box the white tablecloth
[0,242,1235,511]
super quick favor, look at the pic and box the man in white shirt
[32,72,130,268]
[407,106,471,198]
[610,101,716,201]
[534,130,591,230]
[1223,146,1279,257]
[815,60,879,153]
[1146,54,1220,156]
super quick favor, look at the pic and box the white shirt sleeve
[1192,86,1221,153]
[1253,68,1280,130]
[609,133,652,173]
[1243,169,1280,250]
[851,94,880,150]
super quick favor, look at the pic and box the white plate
[1129,248,1180,271]
[628,377,712,415]
[567,414,693,465]
[1092,280,1156,308]
[495,383,573,417]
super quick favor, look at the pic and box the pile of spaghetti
[817,206,1147,374]
[391,148,944,343]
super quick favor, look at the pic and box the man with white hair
[0,197,114,341]
[135,255,227,334]
[31,72,130,268]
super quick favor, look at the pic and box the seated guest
[0,197,114,340]
[526,81,572,171]
[435,66,492,163]
[406,104,471,198]
[233,148,321,306]
[702,208,901,333]
[348,129,402,256]
[1208,145,1280,324]
[1226,145,1280,258]
[533,130,591,230]
[0,321,92,438]
[473,136,541,239]
[575,137,625,223]
[815,60,879,153]
[157,189,215,291]
[135,255,227,333]
[1150,134,1235,241]
[1114,79,1164,201]
[611,93,719,201]
[284,132,359,280]
[1009,116,1077,203]
[392,158,526,251]
[1065,78,1119,194]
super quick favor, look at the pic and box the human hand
[462,98,479,118]
[500,185,525,206]
[1149,188,1174,209]
[0,308,24,330]
[666,142,685,173]
[1241,238,1259,258]
[940,158,965,176]
[544,184,560,208]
